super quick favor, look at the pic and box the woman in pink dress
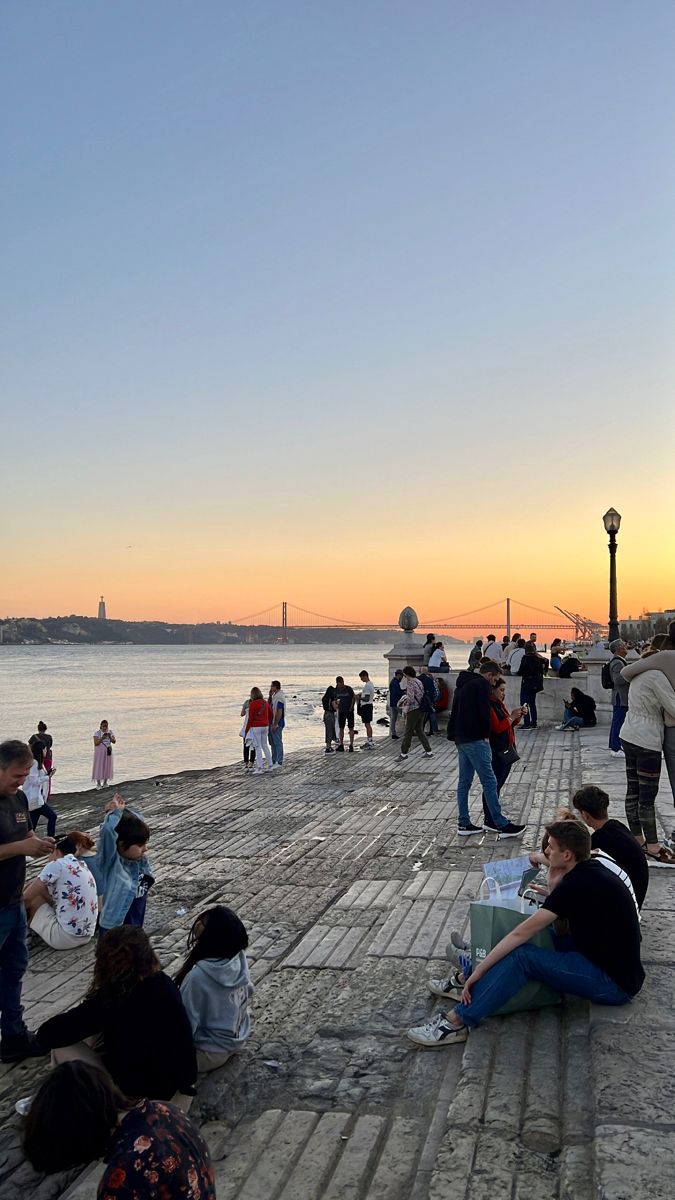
[92,719,116,788]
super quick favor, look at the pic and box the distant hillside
[0,616,463,647]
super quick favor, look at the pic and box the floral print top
[98,1101,215,1200]
[39,854,98,938]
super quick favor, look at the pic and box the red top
[246,699,273,731]
[489,698,515,746]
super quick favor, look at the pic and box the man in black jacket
[447,664,525,838]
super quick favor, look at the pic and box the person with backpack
[605,640,629,755]
[396,667,434,761]
[419,667,439,735]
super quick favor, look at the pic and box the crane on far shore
[555,606,606,642]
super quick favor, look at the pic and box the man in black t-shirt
[0,740,56,1063]
[572,784,649,909]
[407,819,643,1047]
[333,676,356,752]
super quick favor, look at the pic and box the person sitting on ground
[23,738,58,839]
[175,905,254,1073]
[556,687,597,731]
[528,809,640,916]
[88,795,153,934]
[407,819,644,1047]
[428,642,449,672]
[23,831,98,950]
[36,926,197,1106]
[571,785,649,908]
[23,1062,215,1197]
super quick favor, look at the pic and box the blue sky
[2,1,674,621]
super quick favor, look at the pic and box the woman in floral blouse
[23,1061,215,1199]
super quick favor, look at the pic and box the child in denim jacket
[89,795,154,933]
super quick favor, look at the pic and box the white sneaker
[555,724,566,731]
[396,753,409,761]
[253,768,263,775]
[406,1013,468,1047]
[610,750,623,757]
[272,762,282,769]
[424,751,434,758]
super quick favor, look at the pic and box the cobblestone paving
[0,724,669,1197]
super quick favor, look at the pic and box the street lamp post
[603,508,622,642]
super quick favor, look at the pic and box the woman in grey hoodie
[175,907,254,1072]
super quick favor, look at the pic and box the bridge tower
[281,600,288,644]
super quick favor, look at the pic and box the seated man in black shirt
[572,784,649,909]
[407,819,643,1046]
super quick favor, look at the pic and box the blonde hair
[250,687,263,701]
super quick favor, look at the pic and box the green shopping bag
[470,884,561,1016]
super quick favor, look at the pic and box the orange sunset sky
[2,5,674,629]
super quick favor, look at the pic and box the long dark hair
[23,1062,130,1173]
[87,926,160,1004]
[175,905,248,987]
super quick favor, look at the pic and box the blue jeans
[457,740,507,829]
[453,944,629,1028]
[519,684,538,727]
[609,703,628,752]
[270,727,284,765]
[0,903,29,1040]
[560,706,584,730]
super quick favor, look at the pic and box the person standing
[419,667,439,735]
[0,740,55,1063]
[321,682,338,753]
[517,643,545,729]
[483,635,502,664]
[240,697,256,769]
[23,738,58,838]
[608,640,629,755]
[92,720,116,789]
[357,671,375,749]
[244,689,273,773]
[618,637,675,865]
[29,722,54,801]
[446,663,525,838]
[396,667,433,762]
[268,680,286,769]
[388,670,404,740]
[622,634,675,814]
[334,677,356,752]
[481,678,524,828]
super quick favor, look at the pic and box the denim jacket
[88,808,153,930]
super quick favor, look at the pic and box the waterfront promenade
[0,724,672,1200]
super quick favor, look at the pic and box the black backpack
[601,660,613,690]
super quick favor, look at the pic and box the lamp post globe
[603,508,622,642]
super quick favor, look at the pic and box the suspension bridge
[226,599,604,642]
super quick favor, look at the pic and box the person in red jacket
[244,688,273,774]
[481,679,525,830]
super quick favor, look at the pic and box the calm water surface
[0,642,473,792]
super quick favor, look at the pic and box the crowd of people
[3,626,675,1191]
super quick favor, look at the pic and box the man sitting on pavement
[407,819,644,1047]
[572,784,649,908]
[447,662,525,839]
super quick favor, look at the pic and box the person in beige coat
[619,635,675,865]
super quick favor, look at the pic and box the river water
[0,642,473,792]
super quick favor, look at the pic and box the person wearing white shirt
[483,636,502,664]
[357,670,376,747]
[509,640,527,676]
[429,644,449,672]
[502,634,521,668]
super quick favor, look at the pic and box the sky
[2,1,674,628]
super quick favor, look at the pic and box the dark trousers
[31,805,57,838]
[621,738,661,844]
[401,709,432,755]
[482,754,513,823]
[0,903,29,1040]
[519,684,538,727]
[609,703,628,752]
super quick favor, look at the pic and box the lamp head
[603,508,621,535]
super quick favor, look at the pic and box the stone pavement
[0,723,672,1199]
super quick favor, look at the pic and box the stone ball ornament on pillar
[398,607,419,633]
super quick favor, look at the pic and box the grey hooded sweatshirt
[179,952,253,1053]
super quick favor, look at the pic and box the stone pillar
[383,606,425,680]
